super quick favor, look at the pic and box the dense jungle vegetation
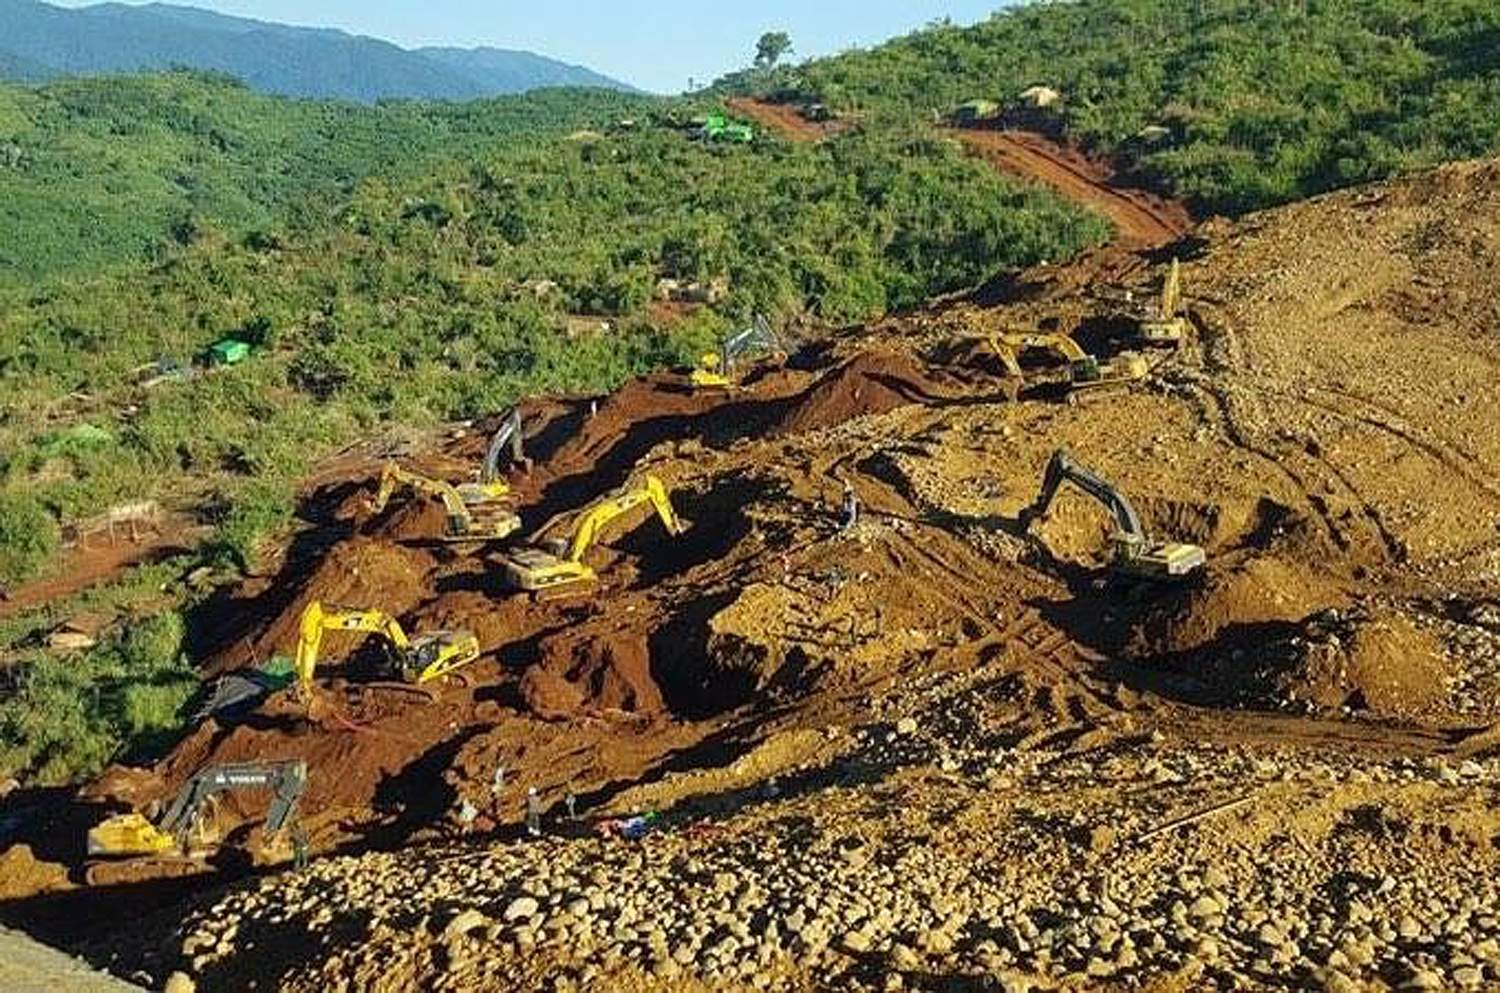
[746,0,1500,214]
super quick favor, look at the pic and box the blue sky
[47,1,1009,93]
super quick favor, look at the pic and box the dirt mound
[522,624,664,719]
[0,845,71,901]
[1130,557,1343,658]
[226,537,435,673]
[525,375,718,483]
[1280,609,1449,717]
[1157,603,1449,718]
[364,490,454,545]
[770,350,953,437]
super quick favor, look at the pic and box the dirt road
[0,926,141,991]
[726,97,837,143]
[0,518,208,620]
[954,127,1191,247]
[724,98,1187,248]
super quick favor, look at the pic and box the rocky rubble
[133,668,1500,993]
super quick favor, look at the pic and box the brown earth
[0,514,209,620]
[725,98,843,143]
[5,159,1500,992]
[953,128,1192,247]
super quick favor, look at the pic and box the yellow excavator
[85,760,307,885]
[455,407,525,504]
[690,315,781,392]
[1019,449,1205,580]
[503,474,685,596]
[1134,257,1190,347]
[989,331,1148,399]
[370,460,521,543]
[294,600,481,691]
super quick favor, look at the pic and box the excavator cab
[503,474,685,597]
[1020,449,1205,581]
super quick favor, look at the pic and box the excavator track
[85,856,210,887]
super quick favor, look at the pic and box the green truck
[701,113,754,144]
[206,338,251,367]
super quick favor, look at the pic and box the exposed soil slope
[725,98,839,143]
[6,158,1500,993]
[954,128,1191,247]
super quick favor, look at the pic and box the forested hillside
[749,0,1500,213]
[6,0,1500,592]
[0,74,653,283]
[0,71,1105,585]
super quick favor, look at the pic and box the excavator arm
[718,315,780,375]
[1020,449,1145,544]
[1135,257,1190,347]
[294,600,480,689]
[371,460,519,541]
[985,337,1025,378]
[1159,257,1182,319]
[296,600,410,689]
[479,408,524,486]
[504,474,685,594]
[565,475,683,564]
[1020,449,1205,580]
[994,331,1099,379]
[88,760,308,859]
[695,315,780,386]
[159,761,308,844]
[372,461,469,521]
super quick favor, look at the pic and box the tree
[755,31,793,70]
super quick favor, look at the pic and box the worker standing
[525,787,542,837]
[565,791,578,822]
[841,481,860,531]
[292,827,309,871]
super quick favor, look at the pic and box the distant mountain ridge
[0,0,634,100]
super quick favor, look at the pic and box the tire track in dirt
[953,128,1190,248]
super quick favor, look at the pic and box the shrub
[0,611,195,784]
[0,491,59,586]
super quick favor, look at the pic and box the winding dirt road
[725,96,1190,248]
[725,97,843,143]
[953,128,1191,247]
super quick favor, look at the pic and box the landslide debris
[7,156,1500,993]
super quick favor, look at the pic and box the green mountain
[0,0,633,101]
[752,0,1500,214]
[0,47,54,82]
[418,46,632,95]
